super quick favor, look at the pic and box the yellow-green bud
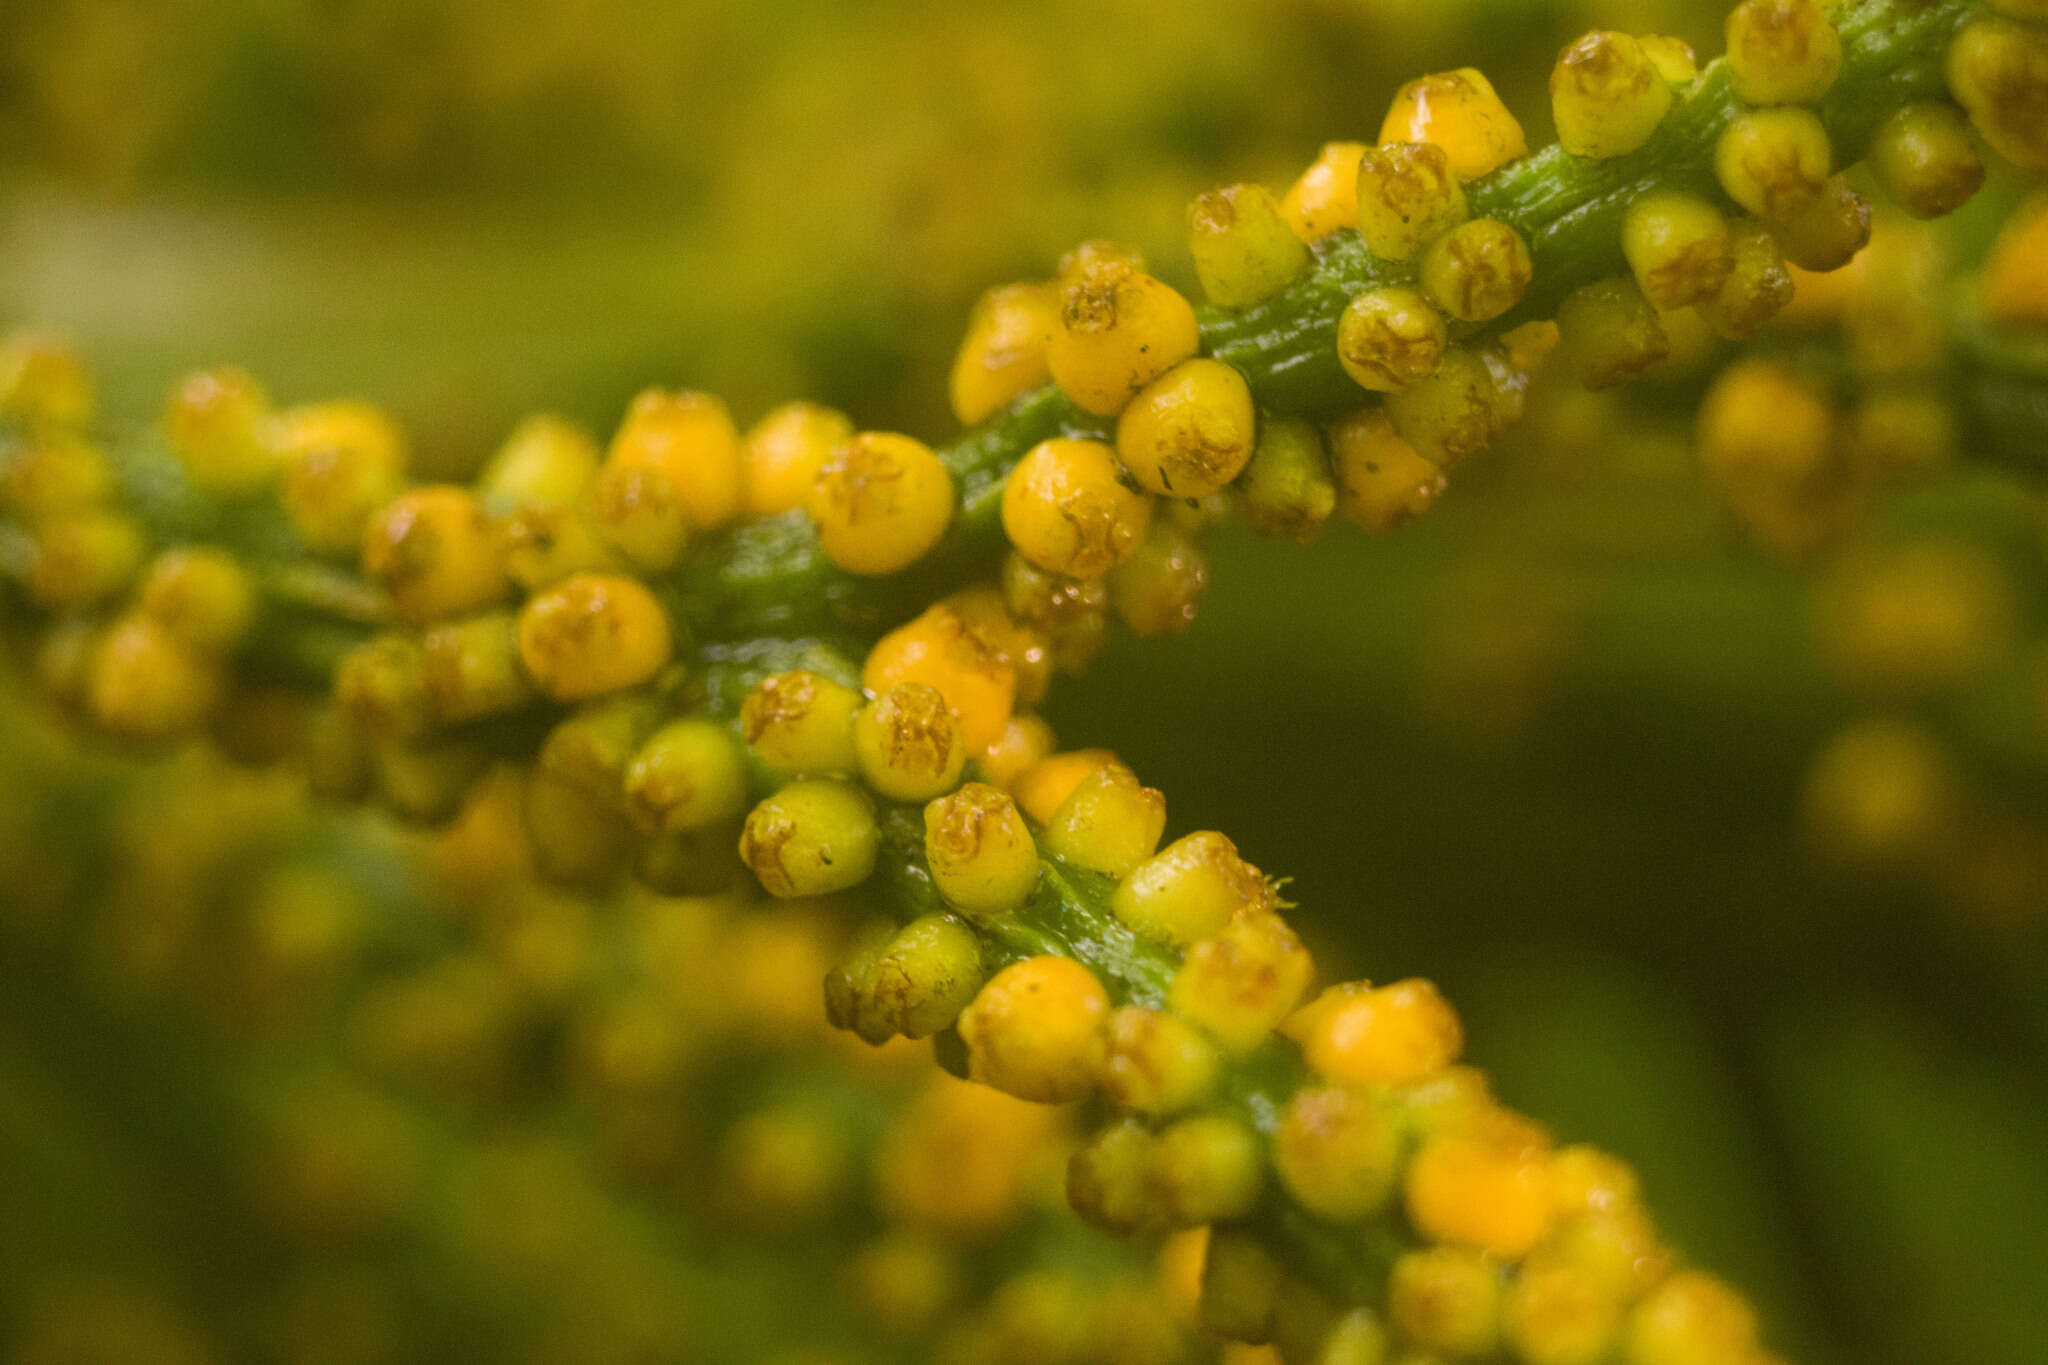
[825,913,985,1044]
[1111,830,1268,945]
[374,737,488,827]
[1551,31,1672,160]
[1771,175,1871,272]
[1945,19,2048,174]
[336,634,433,739]
[1724,0,1842,105]
[163,366,277,495]
[1384,347,1497,467]
[1101,1005,1220,1116]
[1354,142,1468,262]
[1040,766,1166,878]
[1200,1226,1285,1344]
[137,546,257,653]
[741,669,862,776]
[1420,219,1532,323]
[1170,909,1314,1053]
[1621,191,1731,310]
[1066,1119,1158,1235]
[1110,520,1208,639]
[1150,1114,1263,1225]
[28,511,144,609]
[924,782,1040,916]
[856,682,968,802]
[1235,418,1336,543]
[1189,184,1313,309]
[1867,103,1985,221]
[1698,220,1794,340]
[622,717,751,833]
[1388,1247,1503,1357]
[522,765,635,888]
[739,779,879,897]
[1273,1085,1399,1221]
[1338,288,1448,392]
[538,693,664,800]
[1553,277,1669,390]
[1715,107,1831,221]
[421,611,536,724]
[476,413,600,512]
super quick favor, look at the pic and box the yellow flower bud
[856,682,969,803]
[826,913,985,1043]
[1112,831,1268,946]
[421,611,535,724]
[957,955,1111,1103]
[1868,103,1986,221]
[863,604,1016,754]
[28,511,144,609]
[1279,142,1368,243]
[740,400,855,518]
[1621,192,1731,310]
[362,486,509,625]
[1101,1005,1219,1116]
[516,571,673,703]
[1388,1247,1502,1357]
[1384,347,1500,467]
[1189,184,1312,308]
[1551,31,1673,160]
[138,546,256,653]
[810,431,955,576]
[1001,437,1153,578]
[741,669,862,776]
[1420,219,1533,323]
[1110,520,1208,638]
[1338,288,1447,393]
[594,387,742,567]
[1946,18,2048,174]
[1047,256,1201,417]
[1151,1113,1263,1225]
[1354,141,1467,261]
[1286,978,1463,1086]
[1067,1119,1159,1234]
[924,782,1040,916]
[88,613,222,739]
[0,331,92,430]
[1380,68,1527,181]
[949,281,1059,427]
[1236,418,1335,543]
[1507,1262,1621,1365]
[1273,1085,1399,1220]
[1170,909,1314,1053]
[1041,766,1166,878]
[1328,407,1446,534]
[1725,0,1842,106]
[1406,1112,1556,1259]
[1624,1272,1759,1365]
[1715,108,1831,221]
[1696,222,1793,341]
[476,414,599,512]
[276,401,408,554]
[1115,358,1257,498]
[163,366,277,494]
[1554,277,1670,389]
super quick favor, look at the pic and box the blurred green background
[3,1,2046,1362]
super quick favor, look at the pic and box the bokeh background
[3,1,2045,1362]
